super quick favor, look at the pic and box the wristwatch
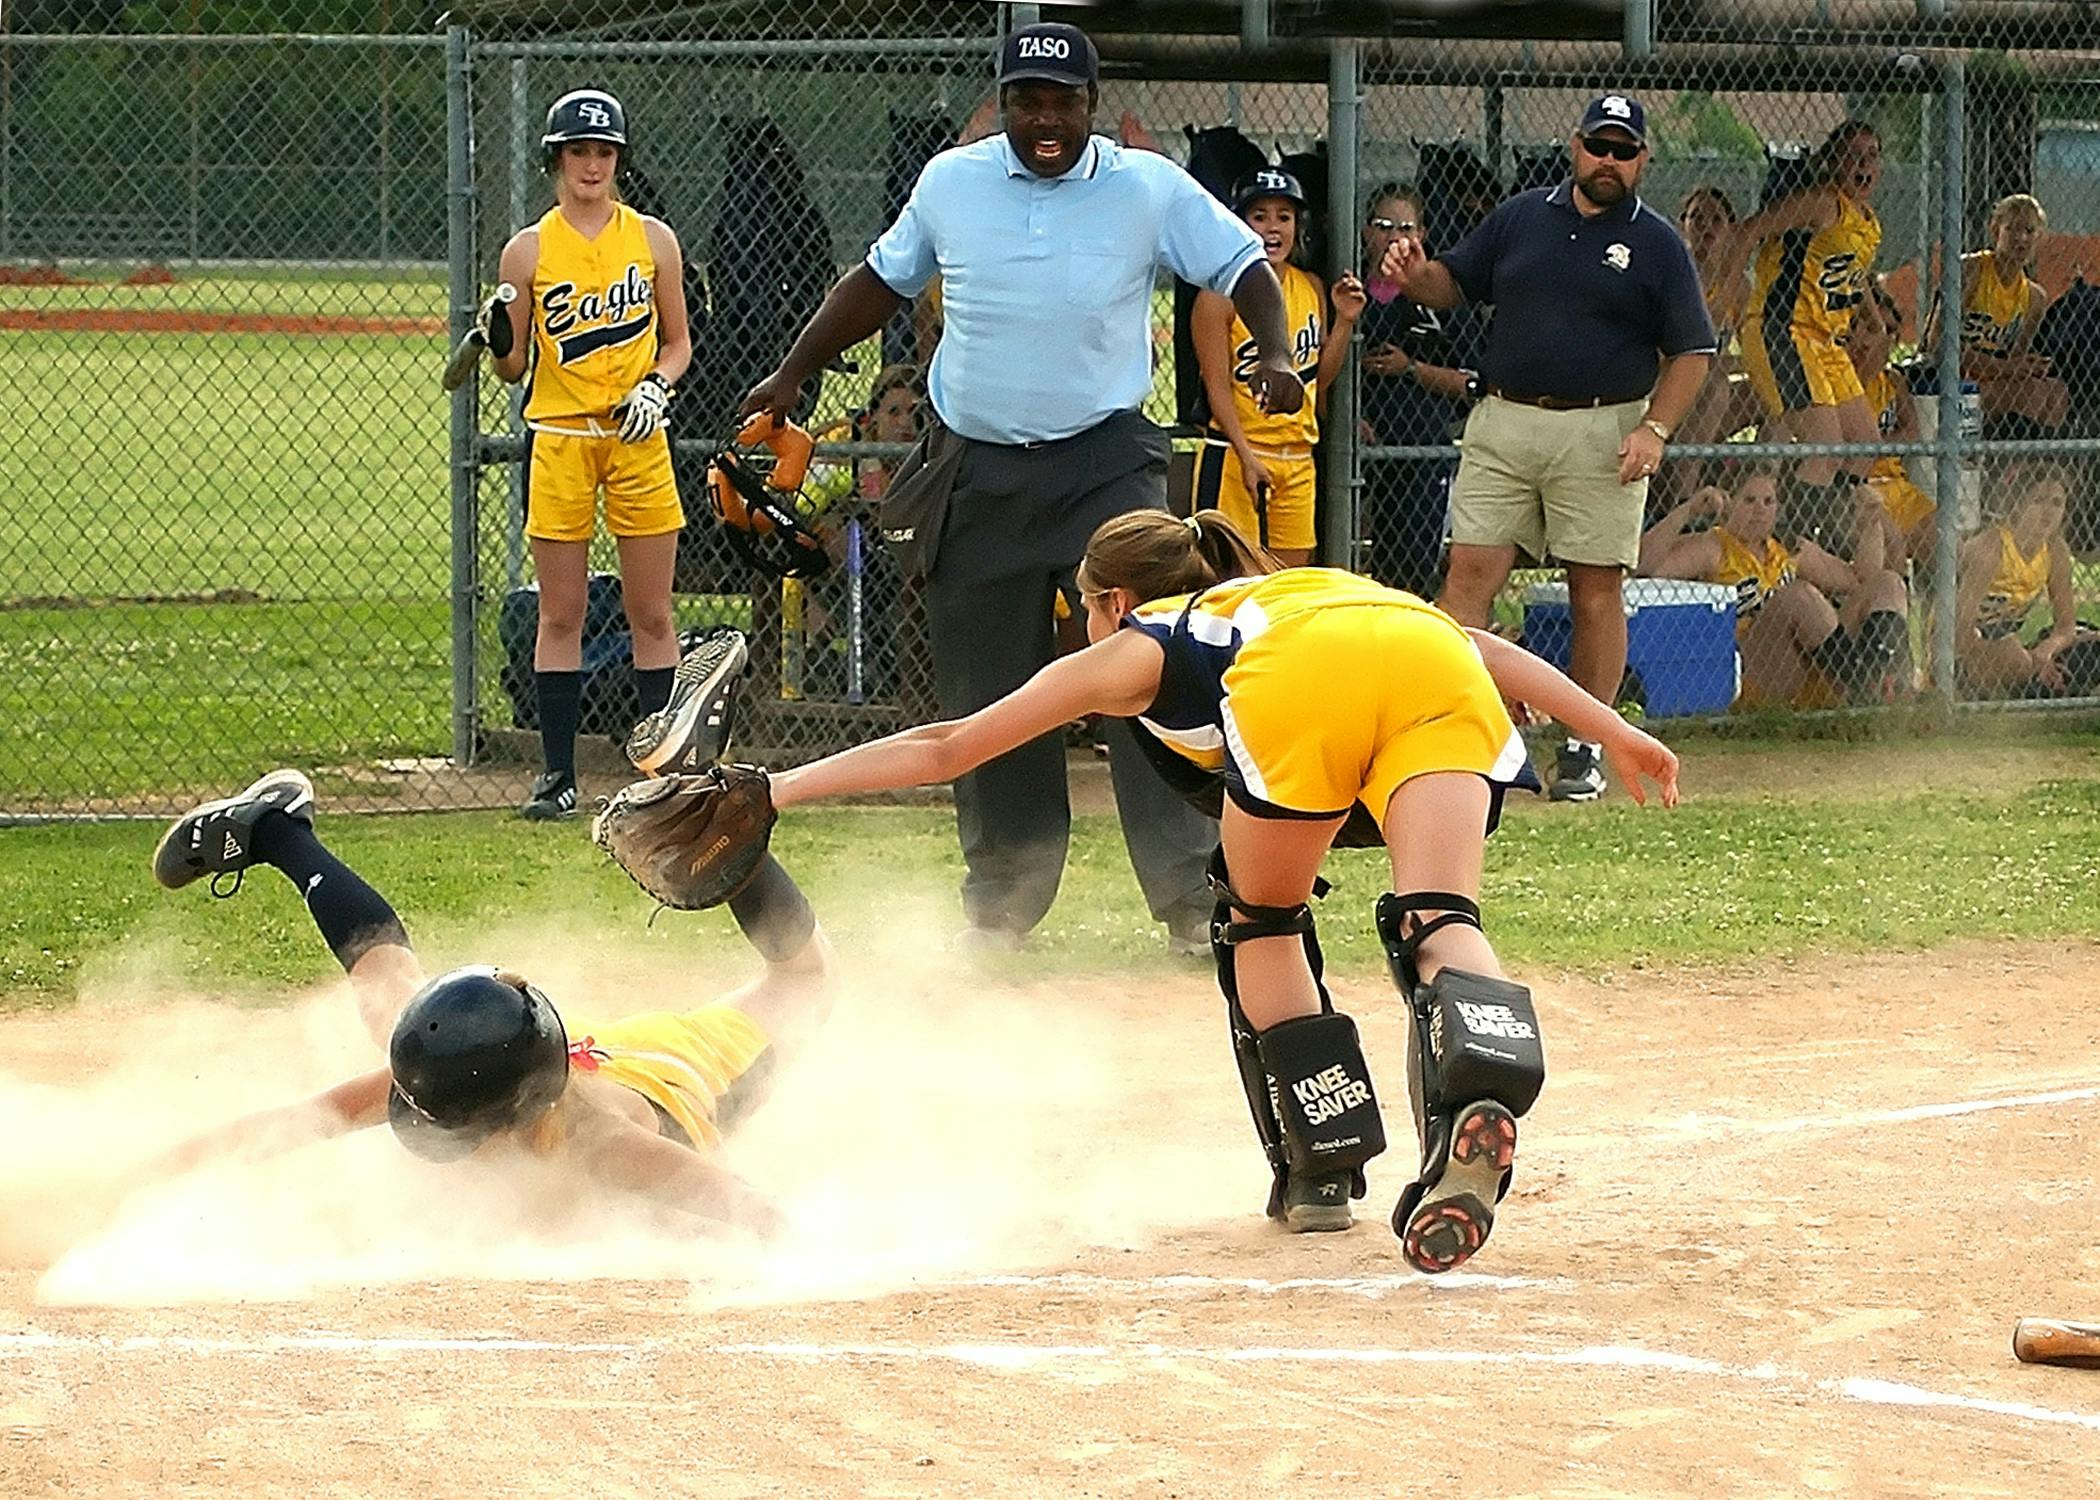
[1641,418,1672,443]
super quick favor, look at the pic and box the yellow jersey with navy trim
[1712,528,1795,634]
[526,1003,771,1155]
[1958,250,2036,358]
[1221,262,1324,451]
[1862,367,1908,487]
[1976,524,2050,640]
[525,202,660,423]
[1751,190,1880,342]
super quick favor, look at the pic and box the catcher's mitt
[591,765,776,910]
[707,413,829,579]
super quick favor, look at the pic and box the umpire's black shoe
[626,628,750,777]
[519,770,578,822]
[152,768,314,893]
[1393,1100,1518,1274]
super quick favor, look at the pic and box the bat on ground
[441,282,517,392]
[2013,1317,2100,1369]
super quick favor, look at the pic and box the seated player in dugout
[1190,167,1365,565]
[1640,464,1912,706]
[1954,459,2100,698]
[1847,281,1937,567]
[755,509,1679,1273]
[479,88,694,823]
[135,768,834,1230]
[1921,193,2071,439]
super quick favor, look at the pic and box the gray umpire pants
[926,410,1218,937]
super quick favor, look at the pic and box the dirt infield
[5,940,2100,1497]
[0,309,445,336]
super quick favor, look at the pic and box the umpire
[1388,94,1714,802]
[744,22,1303,950]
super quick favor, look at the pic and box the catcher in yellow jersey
[1190,168,1364,564]
[485,89,696,823]
[1921,194,2070,438]
[1734,120,1887,559]
[759,508,1679,1275]
[138,767,834,1232]
[1954,461,2098,698]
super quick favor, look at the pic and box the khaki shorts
[1449,395,1646,569]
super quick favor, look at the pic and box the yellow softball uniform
[1974,524,2051,640]
[527,1002,773,1155]
[1711,528,1796,639]
[1862,368,1935,538]
[523,202,682,542]
[1124,568,1531,822]
[1197,263,1324,552]
[1957,249,2037,358]
[1742,190,1880,416]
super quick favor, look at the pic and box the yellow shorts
[1872,470,1936,538]
[1194,437,1318,553]
[1739,318,1864,417]
[1218,597,1527,820]
[525,423,684,543]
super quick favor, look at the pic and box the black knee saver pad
[1255,1012,1387,1175]
[1415,969,1546,1120]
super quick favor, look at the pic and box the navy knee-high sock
[635,665,674,717]
[537,669,582,777]
[251,813,409,973]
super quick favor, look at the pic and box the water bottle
[1956,379,1983,533]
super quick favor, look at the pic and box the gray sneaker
[151,768,314,894]
[1280,1171,1354,1233]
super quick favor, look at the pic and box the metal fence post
[1324,38,1360,569]
[447,24,480,767]
[506,56,532,592]
[1931,55,1965,709]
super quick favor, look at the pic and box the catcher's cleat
[1280,1171,1354,1234]
[626,628,749,777]
[1393,1100,1518,1274]
[152,768,314,895]
[519,770,579,822]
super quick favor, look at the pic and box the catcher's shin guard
[1212,851,1385,1230]
[1377,892,1545,1274]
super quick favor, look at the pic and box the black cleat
[1393,1100,1518,1274]
[151,768,314,895]
[1548,740,1606,803]
[519,770,578,822]
[626,628,750,777]
[1280,1171,1355,1233]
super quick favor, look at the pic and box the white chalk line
[5,1328,2097,1433]
[1662,1083,2100,1141]
[949,1269,1564,1297]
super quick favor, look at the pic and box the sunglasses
[1580,135,1643,163]
[1367,217,1420,233]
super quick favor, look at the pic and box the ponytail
[1078,508,1280,604]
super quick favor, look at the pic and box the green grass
[7,759,2099,1008]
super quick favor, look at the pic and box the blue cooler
[1521,579,1740,717]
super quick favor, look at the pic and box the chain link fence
[4,2,2098,818]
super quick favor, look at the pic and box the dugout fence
[2,2,2097,817]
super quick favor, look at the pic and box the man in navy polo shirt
[1389,94,1714,801]
[744,22,1303,950]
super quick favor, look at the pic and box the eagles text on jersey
[544,263,654,365]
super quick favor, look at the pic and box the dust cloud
[4,888,1251,1311]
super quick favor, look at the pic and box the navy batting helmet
[541,89,628,170]
[387,966,569,1162]
[1231,167,1307,214]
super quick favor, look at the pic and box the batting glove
[616,373,673,444]
[474,285,515,358]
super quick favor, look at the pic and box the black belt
[1486,386,1645,411]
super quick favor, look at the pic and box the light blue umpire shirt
[866,133,1266,445]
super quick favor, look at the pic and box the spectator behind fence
[1733,120,1886,559]
[1668,186,1763,501]
[1847,281,1937,566]
[1356,182,1477,599]
[1191,167,1364,565]
[742,22,1303,953]
[1387,93,1714,802]
[1641,466,1911,705]
[1954,460,2098,697]
[1922,193,2071,439]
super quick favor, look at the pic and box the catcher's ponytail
[1081,509,1280,605]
